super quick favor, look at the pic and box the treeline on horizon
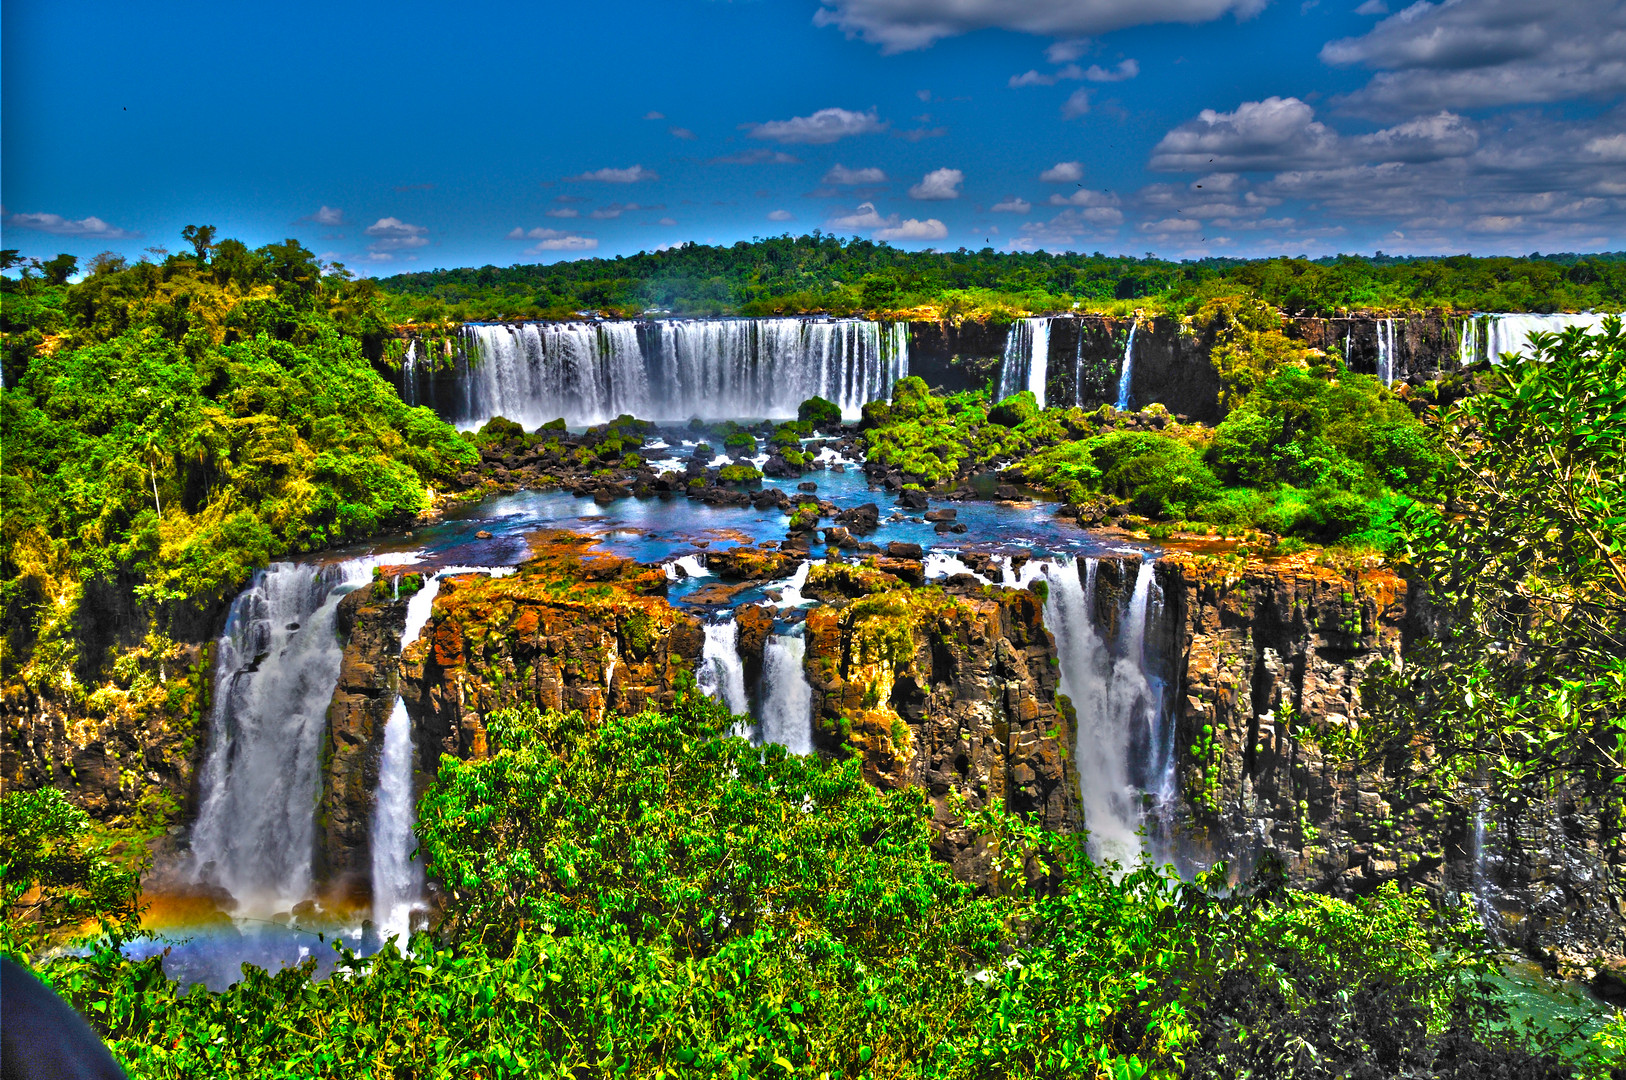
[376,233,1626,322]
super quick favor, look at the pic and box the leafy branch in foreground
[8,695,1593,1078]
[1365,318,1626,817]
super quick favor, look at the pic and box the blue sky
[3,0,1623,271]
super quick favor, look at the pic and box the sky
[3,0,1623,272]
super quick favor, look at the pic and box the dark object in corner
[1,957,127,1080]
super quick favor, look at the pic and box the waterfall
[665,554,710,580]
[1458,316,1479,367]
[456,321,648,430]
[370,575,442,940]
[399,339,419,407]
[759,633,814,755]
[997,317,1051,408]
[1072,321,1086,408]
[1481,312,1608,362]
[1115,319,1138,411]
[449,318,906,430]
[1018,557,1173,867]
[651,319,907,422]
[1376,318,1397,386]
[699,618,750,717]
[189,560,378,915]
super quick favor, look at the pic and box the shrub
[989,390,1039,428]
[718,463,762,484]
[798,395,842,429]
[723,431,757,451]
[1094,432,1220,518]
[475,415,525,443]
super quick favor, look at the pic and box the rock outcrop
[1153,550,1625,978]
[314,583,411,903]
[801,563,1081,883]
[398,533,704,769]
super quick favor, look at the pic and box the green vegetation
[0,787,140,953]
[861,315,1442,548]
[1,237,476,694]
[10,693,1615,1077]
[374,234,1626,321]
[798,395,843,430]
[1365,317,1626,822]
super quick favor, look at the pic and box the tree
[180,224,216,262]
[0,787,141,953]
[35,253,78,286]
[1367,319,1626,815]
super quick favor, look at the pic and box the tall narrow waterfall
[449,318,906,430]
[1376,318,1397,386]
[1115,320,1138,411]
[1018,557,1173,867]
[998,317,1051,407]
[1457,316,1478,368]
[759,632,814,755]
[190,560,377,914]
[370,575,441,940]
[699,618,750,717]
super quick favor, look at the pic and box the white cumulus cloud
[812,0,1269,53]
[4,211,140,238]
[908,167,964,200]
[365,217,428,251]
[1321,0,1626,112]
[992,197,1033,212]
[875,217,949,240]
[768,209,796,221]
[745,107,887,144]
[823,163,889,184]
[1040,161,1085,182]
[1061,88,1093,118]
[1084,58,1139,81]
[567,164,659,183]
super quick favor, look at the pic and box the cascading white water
[1115,319,1138,411]
[766,560,815,609]
[664,554,710,580]
[997,317,1051,407]
[1457,316,1478,367]
[456,321,648,430]
[758,633,814,755]
[190,559,379,915]
[1376,318,1397,386]
[399,339,419,407]
[1017,557,1172,867]
[1479,312,1608,362]
[652,319,907,422]
[370,575,442,940]
[699,618,750,717]
[450,318,906,430]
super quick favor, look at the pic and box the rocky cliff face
[390,313,1467,434]
[1150,550,1625,978]
[1,644,214,834]
[397,535,704,770]
[798,562,1081,883]
[314,584,411,904]
[379,546,1081,890]
[904,314,1458,422]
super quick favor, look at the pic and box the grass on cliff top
[5,692,1609,1077]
